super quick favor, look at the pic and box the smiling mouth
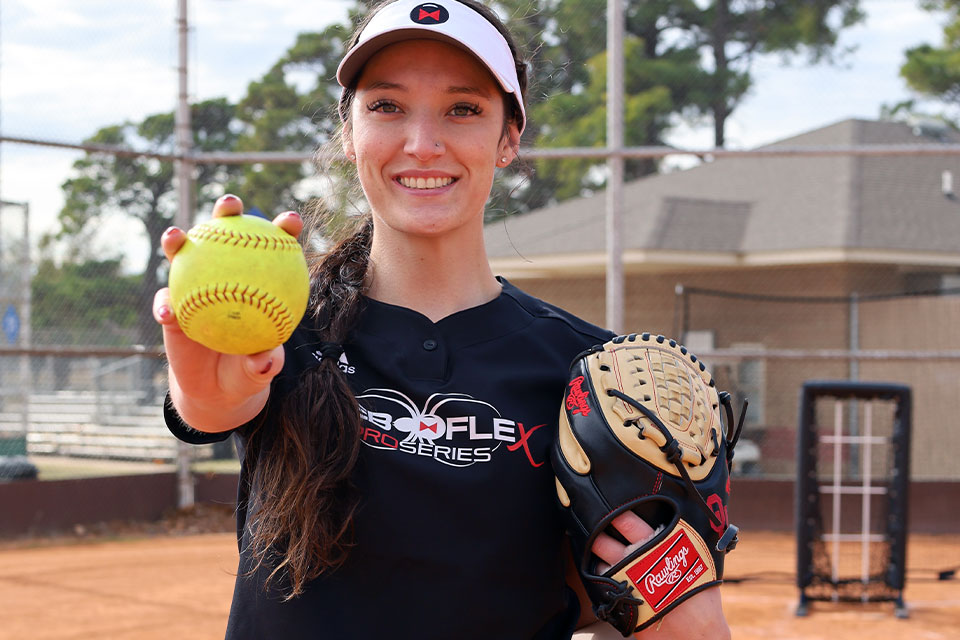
[397,176,456,190]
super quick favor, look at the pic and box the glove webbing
[606,388,725,532]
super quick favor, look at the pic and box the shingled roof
[485,119,960,276]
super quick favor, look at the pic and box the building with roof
[486,118,960,481]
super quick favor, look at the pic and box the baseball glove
[552,333,745,636]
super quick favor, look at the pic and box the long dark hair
[243,0,529,599]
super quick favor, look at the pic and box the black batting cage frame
[794,380,912,617]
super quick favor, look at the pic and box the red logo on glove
[625,529,707,612]
[706,493,728,535]
[566,376,591,417]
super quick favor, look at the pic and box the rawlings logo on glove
[552,333,746,636]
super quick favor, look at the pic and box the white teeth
[399,176,453,189]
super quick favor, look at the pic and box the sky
[0,0,949,271]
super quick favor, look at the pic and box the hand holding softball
[153,195,306,431]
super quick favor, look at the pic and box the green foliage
[486,0,864,217]
[31,258,141,346]
[530,40,695,201]
[903,43,960,103]
[226,21,355,215]
[52,98,242,347]
[54,0,869,294]
[901,0,960,113]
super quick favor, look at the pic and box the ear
[497,122,522,167]
[342,124,357,163]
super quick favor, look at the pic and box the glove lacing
[605,388,741,552]
[594,579,644,622]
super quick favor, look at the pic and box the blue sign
[3,306,19,345]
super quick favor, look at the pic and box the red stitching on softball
[189,225,301,251]
[176,282,291,342]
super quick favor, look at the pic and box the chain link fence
[513,277,960,482]
[0,2,957,516]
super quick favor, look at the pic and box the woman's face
[344,39,520,239]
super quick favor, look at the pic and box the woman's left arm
[569,511,731,640]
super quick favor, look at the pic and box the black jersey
[166,278,613,640]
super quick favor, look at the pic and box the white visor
[336,0,525,133]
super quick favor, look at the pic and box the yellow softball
[168,213,310,355]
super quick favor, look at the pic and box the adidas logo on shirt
[311,349,356,375]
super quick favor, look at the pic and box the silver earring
[347,152,356,161]
[500,156,509,165]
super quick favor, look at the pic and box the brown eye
[369,100,400,114]
[451,103,481,117]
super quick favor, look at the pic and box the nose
[404,114,444,162]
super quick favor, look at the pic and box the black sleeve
[163,392,237,445]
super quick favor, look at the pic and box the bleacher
[0,390,191,461]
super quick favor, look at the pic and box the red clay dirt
[1,526,957,639]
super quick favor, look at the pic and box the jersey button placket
[416,336,446,380]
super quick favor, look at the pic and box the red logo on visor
[411,3,449,24]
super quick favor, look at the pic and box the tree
[683,0,865,148]
[527,39,711,203]
[53,98,241,349]
[31,258,141,346]
[483,0,864,216]
[488,1,698,211]
[901,0,960,111]
[226,9,372,217]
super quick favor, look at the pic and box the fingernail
[258,359,273,375]
[214,194,243,218]
[162,227,178,240]
[282,211,301,221]
[156,305,172,321]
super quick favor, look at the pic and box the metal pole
[606,0,625,333]
[175,0,195,508]
[20,203,30,440]
[848,291,860,477]
[0,200,31,449]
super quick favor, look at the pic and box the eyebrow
[364,81,492,99]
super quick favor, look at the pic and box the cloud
[4,41,176,141]
[2,1,350,247]
[1,145,83,241]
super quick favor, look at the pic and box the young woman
[154,1,729,638]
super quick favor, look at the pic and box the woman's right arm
[152,195,302,433]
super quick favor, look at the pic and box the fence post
[848,291,860,476]
[174,0,195,509]
[605,0,625,333]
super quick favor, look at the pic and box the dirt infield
[0,530,957,639]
